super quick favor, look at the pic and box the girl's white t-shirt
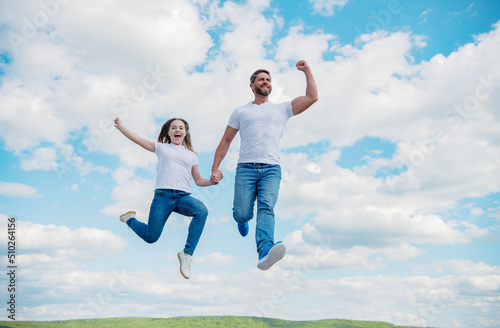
[154,142,198,193]
[228,101,293,165]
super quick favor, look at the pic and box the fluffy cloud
[302,262,500,327]
[1,2,499,166]
[274,24,336,65]
[0,0,213,158]
[268,23,500,273]
[100,167,156,219]
[1,1,499,326]
[20,147,58,171]
[195,252,236,266]
[0,181,40,197]
[14,220,128,259]
[13,248,500,327]
[309,0,349,16]
[275,144,494,270]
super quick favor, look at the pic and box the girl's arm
[192,165,221,187]
[114,117,155,152]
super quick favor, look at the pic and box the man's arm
[291,60,318,116]
[211,125,238,183]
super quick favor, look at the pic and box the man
[211,60,318,270]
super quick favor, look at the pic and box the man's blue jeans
[127,189,208,256]
[233,163,281,256]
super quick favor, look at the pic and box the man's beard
[254,85,272,97]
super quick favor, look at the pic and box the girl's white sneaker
[177,251,192,279]
[119,211,136,224]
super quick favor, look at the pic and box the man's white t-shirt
[154,142,198,193]
[228,101,293,165]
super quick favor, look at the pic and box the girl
[114,117,222,279]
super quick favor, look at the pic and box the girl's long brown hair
[157,118,195,153]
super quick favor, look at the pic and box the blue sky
[0,0,499,327]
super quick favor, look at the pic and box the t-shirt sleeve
[285,101,293,118]
[154,142,160,155]
[192,153,198,167]
[228,108,239,129]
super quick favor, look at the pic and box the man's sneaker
[119,211,136,224]
[257,241,286,271]
[238,223,249,237]
[177,251,192,279]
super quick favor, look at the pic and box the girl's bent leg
[129,189,174,244]
[175,194,208,256]
[127,218,148,240]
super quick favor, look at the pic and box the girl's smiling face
[168,119,187,146]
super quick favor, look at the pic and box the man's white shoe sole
[257,243,286,271]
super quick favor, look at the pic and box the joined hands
[211,170,223,185]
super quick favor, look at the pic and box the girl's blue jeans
[233,163,281,256]
[127,189,208,256]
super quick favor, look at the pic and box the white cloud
[18,259,499,327]
[0,81,69,152]
[274,24,336,65]
[0,181,40,197]
[0,216,128,275]
[273,142,495,270]
[1,2,499,169]
[195,252,236,266]
[21,147,58,171]
[420,8,431,17]
[470,206,485,217]
[309,0,349,16]
[301,263,500,327]
[214,0,275,61]
[204,214,231,226]
[0,1,499,326]
[0,216,498,326]
[16,220,128,260]
[101,166,156,219]
[271,25,500,274]
[282,228,425,271]
[0,0,214,159]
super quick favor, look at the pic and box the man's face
[252,72,272,97]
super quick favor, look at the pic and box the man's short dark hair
[250,69,271,84]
